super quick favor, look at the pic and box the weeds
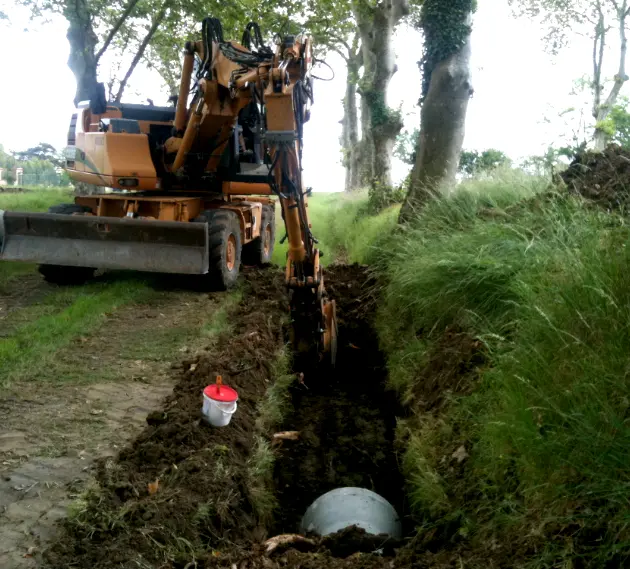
[246,436,278,523]
[247,346,294,523]
[255,348,293,431]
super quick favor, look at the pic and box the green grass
[271,192,399,266]
[0,279,154,385]
[304,169,630,567]
[255,347,293,432]
[0,261,36,289]
[0,187,73,212]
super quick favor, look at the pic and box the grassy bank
[306,169,630,567]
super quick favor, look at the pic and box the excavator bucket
[0,211,209,274]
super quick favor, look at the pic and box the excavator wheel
[242,205,275,266]
[38,204,96,285]
[194,209,242,290]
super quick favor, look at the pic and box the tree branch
[95,0,142,63]
[592,4,606,118]
[601,4,629,110]
[328,33,353,56]
[114,0,171,102]
[331,45,350,63]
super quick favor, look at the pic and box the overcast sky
[0,0,619,191]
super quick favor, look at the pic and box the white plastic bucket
[202,380,238,427]
[202,394,237,427]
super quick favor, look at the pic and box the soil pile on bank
[46,268,288,569]
[561,144,630,208]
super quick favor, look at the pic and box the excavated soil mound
[561,144,630,209]
[45,268,288,569]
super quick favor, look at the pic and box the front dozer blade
[0,211,209,274]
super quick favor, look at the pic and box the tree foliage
[607,98,630,146]
[394,128,419,164]
[0,143,66,185]
[13,143,63,167]
[459,149,511,175]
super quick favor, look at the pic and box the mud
[407,327,485,414]
[0,187,29,193]
[561,144,630,209]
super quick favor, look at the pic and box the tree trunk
[342,55,361,191]
[367,3,404,187]
[357,86,374,186]
[64,0,99,106]
[64,0,142,106]
[399,15,473,223]
[355,0,408,190]
[592,5,628,151]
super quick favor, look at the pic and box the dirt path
[0,280,229,568]
[0,272,50,330]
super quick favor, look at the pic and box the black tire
[242,205,275,266]
[38,203,96,285]
[194,209,242,290]
[47,204,93,215]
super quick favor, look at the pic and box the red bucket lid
[204,383,238,402]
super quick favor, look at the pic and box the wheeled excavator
[0,18,337,362]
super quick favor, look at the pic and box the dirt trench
[44,265,409,569]
[271,264,406,537]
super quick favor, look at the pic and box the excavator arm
[171,19,337,362]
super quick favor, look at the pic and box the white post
[15,167,23,187]
[0,167,5,185]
